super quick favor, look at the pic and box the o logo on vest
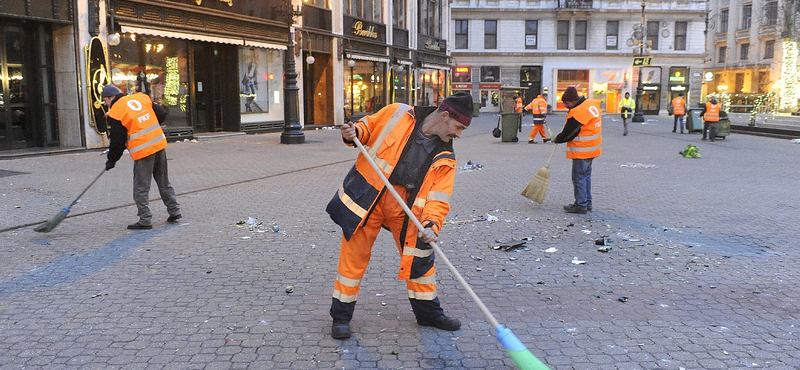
[588,106,601,118]
[127,99,144,111]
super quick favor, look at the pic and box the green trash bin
[686,109,703,132]
[473,102,481,117]
[501,112,522,142]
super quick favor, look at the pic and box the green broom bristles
[497,325,551,370]
[520,165,550,204]
[34,207,70,233]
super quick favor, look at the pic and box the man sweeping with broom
[325,93,474,339]
[552,86,602,214]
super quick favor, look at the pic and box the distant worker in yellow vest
[618,92,635,136]
[671,92,686,134]
[102,84,181,230]
[552,86,602,214]
[700,96,721,142]
[524,92,550,144]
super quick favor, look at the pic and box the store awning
[348,53,390,63]
[120,25,286,50]
[421,62,451,70]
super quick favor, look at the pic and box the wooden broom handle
[352,136,502,329]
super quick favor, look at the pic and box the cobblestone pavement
[1,111,799,370]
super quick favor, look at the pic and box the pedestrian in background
[325,93,474,339]
[618,92,635,136]
[524,92,550,144]
[514,94,523,113]
[671,92,686,134]
[553,86,602,214]
[102,84,181,230]
[700,95,721,142]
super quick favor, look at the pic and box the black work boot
[331,321,351,339]
[417,315,461,331]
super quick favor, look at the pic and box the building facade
[703,0,800,112]
[450,0,707,115]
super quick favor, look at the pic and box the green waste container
[473,102,481,117]
[501,112,522,142]
[686,108,703,132]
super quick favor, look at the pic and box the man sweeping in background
[524,92,550,144]
[552,86,602,214]
[325,93,473,339]
[102,84,181,230]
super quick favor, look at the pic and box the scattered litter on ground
[237,217,262,230]
[571,257,586,265]
[619,296,629,302]
[544,247,558,253]
[597,245,612,252]
[375,293,385,297]
[791,139,800,144]
[486,214,499,223]
[173,139,199,143]
[236,217,285,236]
[285,286,294,294]
[459,160,484,172]
[679,144,700,158]
[621,162,657,168]
[443,215,487,225]
[581,229,592,234]
[491,240,526,251]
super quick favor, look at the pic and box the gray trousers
[133,149,180,225]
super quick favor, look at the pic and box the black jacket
[553,97,587,144]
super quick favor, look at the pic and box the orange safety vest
[525,95,547,115]
[107,93,167,161]
[672,97,686,115]
[326,103,456,280]
[514,97,523,113]
[704,102,720,122]
[565,99,603,159]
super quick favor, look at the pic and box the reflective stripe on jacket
[566,98,603,159]
[326,103,456,280]
[525,95,547,115]
[704,102,720,122]
[672,97,686,115]
[107,93,166,161]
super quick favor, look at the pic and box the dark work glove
[105,159,116,171]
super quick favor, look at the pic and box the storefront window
[556,69,589,110]
[239,48,280,114]
[392,67,408,104]
[109,34,190,127]
[345,60,385,115]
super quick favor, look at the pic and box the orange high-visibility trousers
[333,185,438,306]
[528,123,548,141]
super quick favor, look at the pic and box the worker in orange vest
[514,95,524,113]
[102,84,181,229]
[524,92,550,143]
[671,92,686,134]
[700,96,721,142]
[552,86,602,214]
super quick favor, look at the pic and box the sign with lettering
[417,36,447,55]
[343,16,386,43]
[195,0,232,6]
[633,57,652,67]
[85,36,110,134]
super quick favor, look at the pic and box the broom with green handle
[352,135,551,370]
[34,168,106,233]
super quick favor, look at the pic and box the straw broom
[34,169,106,233]
[521,143,558,204]
[351,135,551,370]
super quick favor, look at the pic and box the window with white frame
[525,20,538,49]
[606,21,619,50]
[674,22,687,51]
[740,4,752,30]
[484,20,497,49]
[575,20,587,50]
[455,20,468,49]
[557,20,569,50]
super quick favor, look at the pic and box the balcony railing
[559,0,593,9]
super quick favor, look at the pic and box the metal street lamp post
[348,59,355,119]
[632,0,646,123]
[280,1,305,144]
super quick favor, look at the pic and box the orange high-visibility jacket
[326,103,456,280]
[107,93,167,160]
[525,95,547,116]
[704,102,720,122]
[671,97,686,115]
[514,97,523,113]
[566,98,603,159]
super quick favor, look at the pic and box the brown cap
[561,86,579,102]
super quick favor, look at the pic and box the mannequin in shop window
[242,61,258,112]
[136,71,151,97]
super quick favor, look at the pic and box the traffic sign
[633,57,652,67]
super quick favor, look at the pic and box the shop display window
[239,48,281,114]
[109,34,190,127]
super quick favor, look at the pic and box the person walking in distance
[524,92,550,144]
[671,92,686,133]
[102,84,181,230]
[514,94,524,113]
[326,93,474,339]
[700,95,721,142]
[552,86,602,214]
[618,92,635,136]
